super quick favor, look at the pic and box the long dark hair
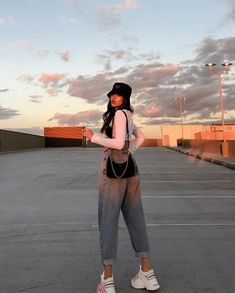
[100,97,134,137]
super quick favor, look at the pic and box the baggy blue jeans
[98,148,150,265]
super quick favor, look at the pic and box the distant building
[161,124,235,147]
[44,126,85,147]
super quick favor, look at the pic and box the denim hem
[103,258,117,265]
[135,251,150,258]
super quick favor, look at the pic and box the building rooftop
[0,147,235,292]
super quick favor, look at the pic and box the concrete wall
[0,129,45,152]
[45,137,84,147]
[182,139,235,157]
[0,128,163,152]
[182,139,222,155]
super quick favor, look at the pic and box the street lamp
[175,96,186,140]
[205,61,232,156]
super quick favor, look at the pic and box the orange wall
[141,139,162,147]
[161,124,235,146]
[44,127,83,139]
[195,131,235,140]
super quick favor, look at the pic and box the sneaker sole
[131,280,160,291]
[146,283,160,291]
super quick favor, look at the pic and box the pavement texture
[0,147,235,293]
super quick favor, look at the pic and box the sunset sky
[0,0,235,138]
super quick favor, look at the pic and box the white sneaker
[96,272,116,293]
[131,266,160,291]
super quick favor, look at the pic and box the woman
[83,82,160,292]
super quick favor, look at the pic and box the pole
[217,72,225,142]
[82,126,86,147]
[175,97,185,141]
[179,100,184,139]
[205,62,232,157]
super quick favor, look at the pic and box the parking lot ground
[0,147,235,293]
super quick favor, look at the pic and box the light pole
[205,62,232,156]
[175,97,186,140]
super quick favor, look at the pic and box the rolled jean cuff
[135,251,150,258]
[103,258,117,265]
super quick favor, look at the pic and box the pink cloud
[46,88,61,96]
[48,109,103,126]
[19,73,67,96]
[66,62,182,105]
[39,73,66,85]
[135,104,160,117]
[143,105,160,117]
[127,63,181,92]
[67,73,112,104]
[160,64,181,74]
[115,0,139,10]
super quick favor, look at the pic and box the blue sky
[0,0,235,138]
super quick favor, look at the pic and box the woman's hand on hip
[82,128,94,140]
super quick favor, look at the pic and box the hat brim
[107,89,114,97]
[107,89,126,98]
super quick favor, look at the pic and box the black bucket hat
[107,82,132,101]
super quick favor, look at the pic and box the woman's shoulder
[115,110,133,123]
[115,109,132,116]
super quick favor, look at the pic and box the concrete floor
[0,147,235,293]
